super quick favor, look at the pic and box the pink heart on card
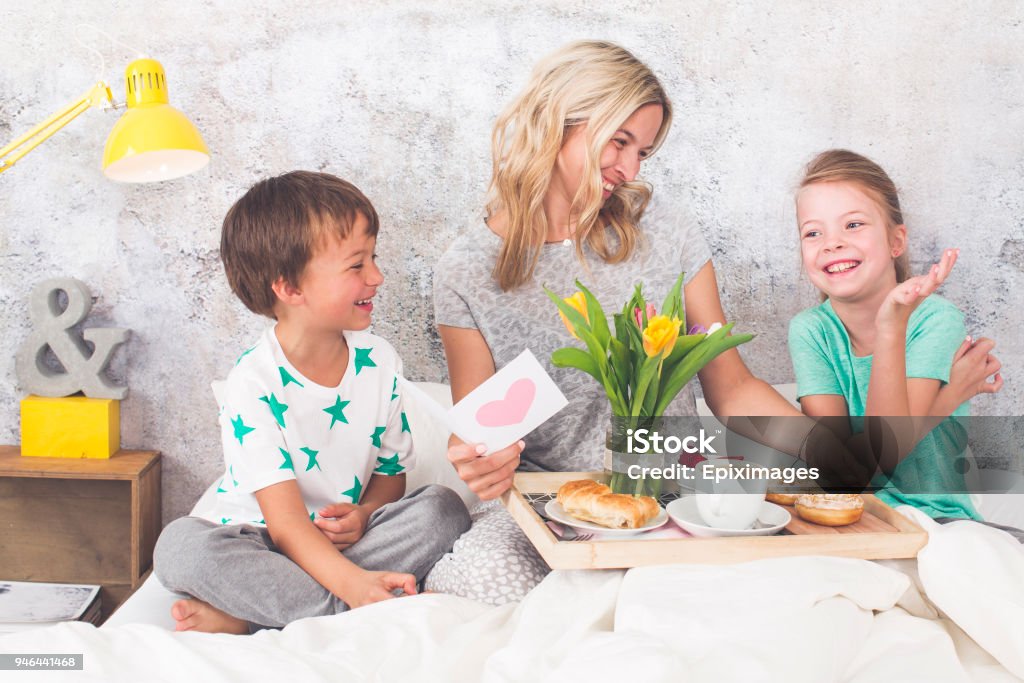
[475,378,536,427]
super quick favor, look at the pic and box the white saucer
[544,500,669,537]
[666,497,791,537]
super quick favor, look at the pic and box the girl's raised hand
[877,248,959,330]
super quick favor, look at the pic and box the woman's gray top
[433,199,712,472]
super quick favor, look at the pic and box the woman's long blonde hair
[488,40,673,291]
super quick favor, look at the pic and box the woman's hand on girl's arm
[933,336,1003,414]
[256,480,414,606]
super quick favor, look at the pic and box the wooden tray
[503,472,928,569]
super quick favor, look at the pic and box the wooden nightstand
[0,447,161,622]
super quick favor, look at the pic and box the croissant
[556,479,660,529]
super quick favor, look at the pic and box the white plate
[666,497,791,537]
[544,500,669,537]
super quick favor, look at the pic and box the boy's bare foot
[171,598,248,634]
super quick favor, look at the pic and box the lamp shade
[102,58,209,183]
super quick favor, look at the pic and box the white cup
[695,460,767,530]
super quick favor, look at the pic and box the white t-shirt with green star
[201,326,415,526]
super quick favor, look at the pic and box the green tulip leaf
[608,337,632,402]
[654,324,754,415]
[631,354,661,417]
[575,280,611,348]
[660,272,685,321]
[551,347,600,381]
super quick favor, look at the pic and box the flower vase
[604,418,664,499]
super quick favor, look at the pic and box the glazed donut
[794,493,864,526]
[766,492,800,506]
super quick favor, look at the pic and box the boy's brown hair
[221,171,380,318]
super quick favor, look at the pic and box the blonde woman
[426,42,1000,601]
[425,40,794,602]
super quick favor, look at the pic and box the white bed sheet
[8,381,1022,681]
[3,512,1023,682]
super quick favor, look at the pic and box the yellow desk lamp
[0,57,209,182]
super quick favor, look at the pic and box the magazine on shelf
[0,580,102,632]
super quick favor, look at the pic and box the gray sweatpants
[154,484,470,629]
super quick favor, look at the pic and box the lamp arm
[0,82,113,175]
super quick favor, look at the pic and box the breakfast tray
[503,472,928,569]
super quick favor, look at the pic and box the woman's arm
[438,324,523,500]
[684,262,801,418]
[680,262,873,479]
[441,324,497,404]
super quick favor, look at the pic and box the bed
[3,382,1023,682]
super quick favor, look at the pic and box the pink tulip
[634,302,657,328]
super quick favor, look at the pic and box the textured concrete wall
[2,1,1021,522]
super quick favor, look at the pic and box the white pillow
[402,382,478,507]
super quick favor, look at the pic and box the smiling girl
[789,149,1002,520]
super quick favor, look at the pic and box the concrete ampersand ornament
[15,278,131,400]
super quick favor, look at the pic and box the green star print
[235,345,257,366]
[300,446,321,471]
[341,476,363,502]
[354,347,377,375]
[401,412,410,433]
[370,426,386,448]
[374,454,405,476]
[231,415,255,445]
[279,366,305,388]
[278,447,295,471]
[324,396,350,429]
[259,393,289,428]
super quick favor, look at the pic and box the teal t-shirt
[788,295,980,520]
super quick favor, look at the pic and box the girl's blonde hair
[799,149,910,299]
[488,40,673,291]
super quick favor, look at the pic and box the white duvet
[3,507,1022,683]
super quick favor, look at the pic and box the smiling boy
[154,171,470,634]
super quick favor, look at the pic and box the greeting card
[398,349,567,455]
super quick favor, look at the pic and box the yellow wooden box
[20,395,120,458]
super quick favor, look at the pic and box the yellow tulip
[558,292,590,339]
[642,315,682,358]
